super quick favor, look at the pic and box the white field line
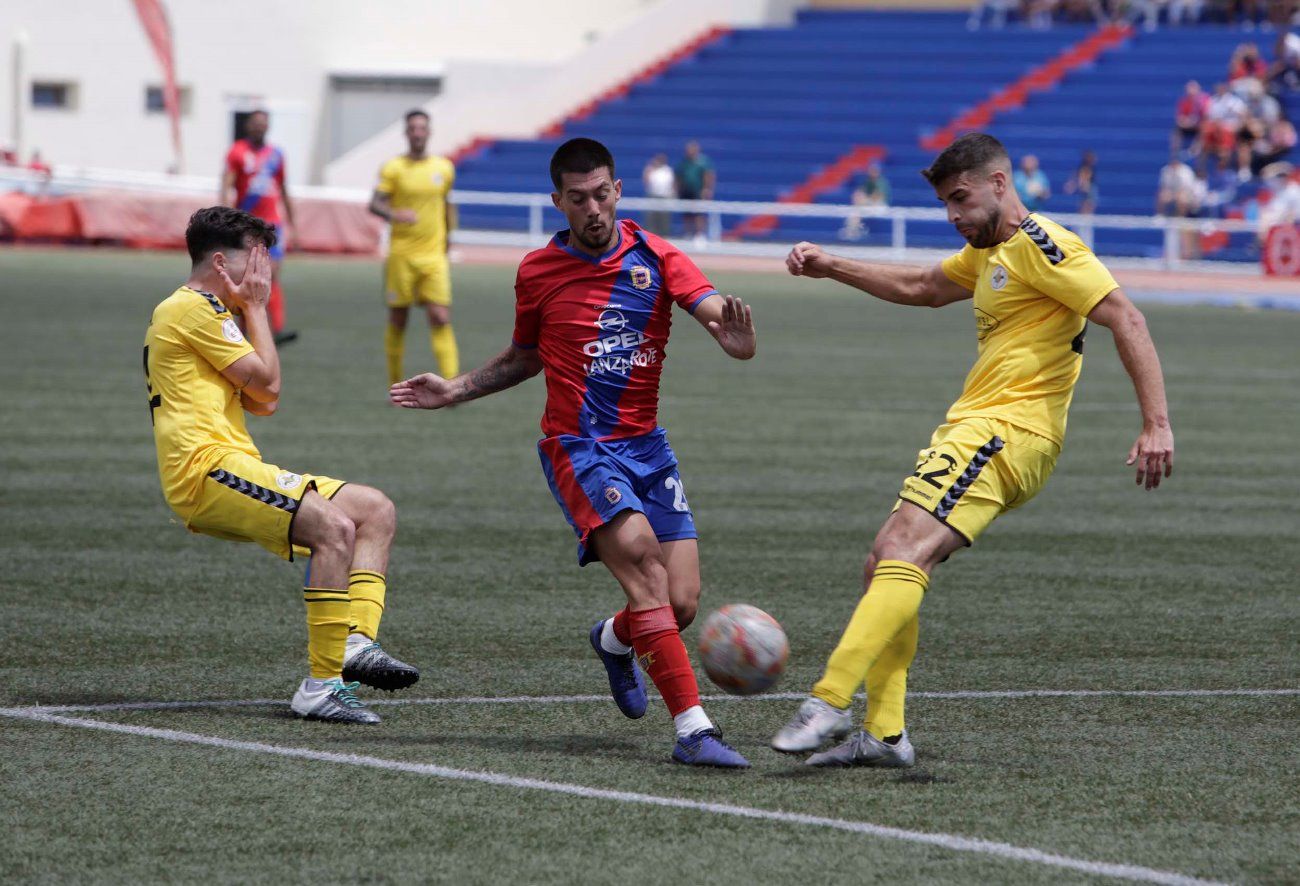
[2,686,1296,716]
[0,707,1226,886]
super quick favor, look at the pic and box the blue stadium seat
[454,11,1291,263]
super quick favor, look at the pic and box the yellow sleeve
[376,160,398,195]
[1023,237,1119,317]
[941,245,980,290]
[177,304,254,372]
[445,159,455,188]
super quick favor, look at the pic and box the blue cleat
[672,729,751,769]
[589,620,647,719]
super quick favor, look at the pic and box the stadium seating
[454,10,1294,262]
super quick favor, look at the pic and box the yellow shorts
[894,417,1059,544]
[385,253,451,308]
[183,451,346,561]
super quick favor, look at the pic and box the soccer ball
[698,604,788,696]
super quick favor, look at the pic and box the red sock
[627,605,700,717]
[268,279,285,332]
[611,607,632,646]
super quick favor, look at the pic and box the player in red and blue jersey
[222,110,297,344]
[390,138,757,768]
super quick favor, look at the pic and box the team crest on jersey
[276,472,303,491]
[629,265,652,290]
[604,487,622,504]
[431,173,444,186]
[990,265,1008,291]
[222,318,245,343]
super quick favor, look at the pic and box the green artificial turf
[1,247,1296,884]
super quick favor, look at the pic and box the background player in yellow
[369,110,458,386]
[144,206,420,724]
[771,133,1175,766]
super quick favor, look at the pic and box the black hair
[921,132,1011,186]
[248,108,269,119]
[549,137,615,190]
[405,109,429,124]
[185,206,277,264]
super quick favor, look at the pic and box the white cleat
[770,696,854,754]
[290,677,381,725]
[805,729,916,768]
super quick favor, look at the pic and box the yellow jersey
[376,154,455,257]
[940,213,1118,446]
[144,285,257,513]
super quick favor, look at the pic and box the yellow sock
[303,588,350,679]
[430,324,459,377]
[348,570,387,640]
[864,613,918,740]
[812,560,928,709]
[385,324,405,386]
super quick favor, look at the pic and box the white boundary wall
[322,0,802,188]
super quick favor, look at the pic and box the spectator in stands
[1,142,17,166]
[967,0,1018,29]
[1157,154,1200,216]
[1025,0,1057,29]
[1202,82,1248,171]
[1225,0,1262,29]
[839,162,891,240]
[675,140,715,248]
[1270,31,1300,91]
[1166,0,1206,25]
[1014,154,1051,211]
[1063,150,1100,214]
[1173,80,1210,154]
[642,153,675,235]
[1230,42,1268,82]
[1248,116,1298,173]
[1257,163,1300,239]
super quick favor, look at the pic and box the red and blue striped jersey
[513,219,718,440]
[225,139,286,225]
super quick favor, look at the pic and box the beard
[967,207,1004,248]
[572,218,616,251]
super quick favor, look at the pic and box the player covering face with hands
[144,207,419,726]
[392,138,758,767]
[773,133,1173,767]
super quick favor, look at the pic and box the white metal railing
[0,165,1266,271]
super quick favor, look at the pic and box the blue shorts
[538,428,698,566]
[269,224,285,262]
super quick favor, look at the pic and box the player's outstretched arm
[692,294,756,360]
[1087,288,1174,490]
[389,344,542,410]
[786,241,971,308]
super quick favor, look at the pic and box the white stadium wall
[321,0,801,188]
[0,0,666,185]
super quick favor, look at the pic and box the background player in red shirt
[221,110,298,345]
[390,138,757,767]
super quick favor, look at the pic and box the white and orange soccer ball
[697,604,788,696]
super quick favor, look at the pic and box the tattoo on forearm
[459,353,532,402]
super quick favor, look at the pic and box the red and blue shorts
[538,427,697,566]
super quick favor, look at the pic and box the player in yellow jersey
[771,133,1175,766]
[369,110,459,386]
[144,206,420,724]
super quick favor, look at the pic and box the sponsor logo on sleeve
[275,471,303,491]
[222,318,245,343]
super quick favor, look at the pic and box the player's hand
[707,295,756,360]
[786,241,834,278]
[216,244,272,311]
[392,209,419,225]
[389,373,456,409]
[1126,423,1174,490]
